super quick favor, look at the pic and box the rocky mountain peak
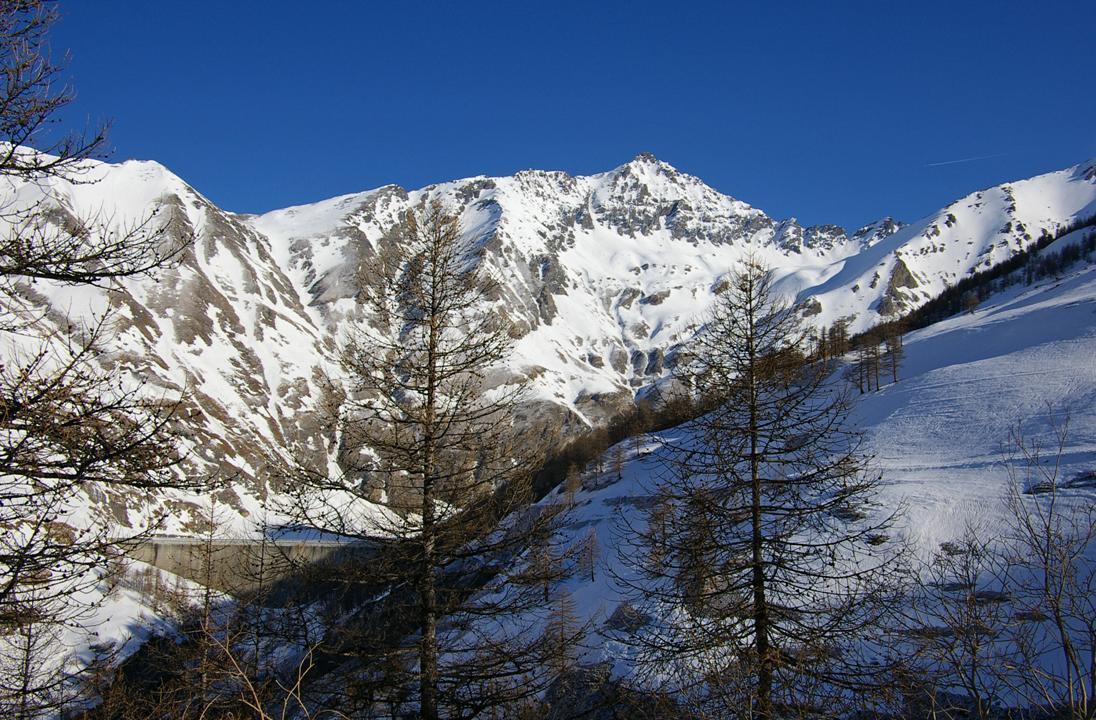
[7,152,1095,536]
[1079,157,1096,183]
[620,151,678,175]
[852,217,904,247]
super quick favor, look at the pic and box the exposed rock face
[6,152,1095,532]
[878,256,920,316]
[774,220,851,255]
[852,217,903,246]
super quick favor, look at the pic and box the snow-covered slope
[532,257,1096,674]
[3,152,1095,532]
[805,159,1096,329]
[0,158,337,533]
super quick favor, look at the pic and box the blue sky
[51,1,1096,230]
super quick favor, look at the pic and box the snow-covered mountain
[249,153,1096,423]
[0,159,335,533]
[3,152,1095,531]
[804,159,1096,325]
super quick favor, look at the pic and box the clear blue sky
[51,1,1096,231]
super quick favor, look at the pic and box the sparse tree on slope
[618,257,903,718]
[1002,419,1096,719]
[0,1,192,715]
[882,322,904,384]
[902,416,1096,719]
[288,200,578,718]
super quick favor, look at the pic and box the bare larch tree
[0,2,192,715]
[287,200,578,719]
[618,257,904,719]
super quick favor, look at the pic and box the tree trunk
[747,306,772,719]
[872,344,880,390]
[420,521,438,720]
[419,263,441,720]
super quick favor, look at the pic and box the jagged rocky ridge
[4,153,1095,532]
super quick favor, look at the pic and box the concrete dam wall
[126,537,377,594]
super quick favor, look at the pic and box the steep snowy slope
[0,158,336,533]
[529,256,1096,675]
[857,261,1096,550]
[804,159,1096,331]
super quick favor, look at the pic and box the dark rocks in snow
[638,289,670,306]
[879,256,920,316]
[605,602,651,633]
[617,287,642,309]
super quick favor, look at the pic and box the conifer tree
[288,200,576,718]
[0,2,192,714]
[618,257,903,718]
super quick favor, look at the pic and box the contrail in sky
[925,153,1008,167]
